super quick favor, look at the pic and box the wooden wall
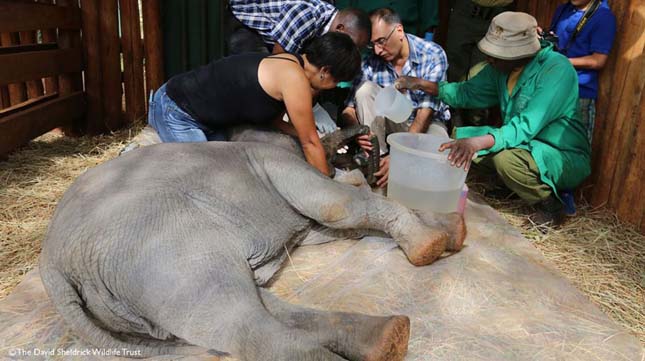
[0,0,165,155]
[0,0,85,156]
[81,0,164,134]
[516,0,645,232]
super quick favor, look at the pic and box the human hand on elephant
[356,134,374,151]
[374,155,390,188]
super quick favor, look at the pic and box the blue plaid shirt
[347,33,450,124]
[229,0,337,54]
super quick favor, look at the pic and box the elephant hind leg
[364,315,410,361]
[157,259,347,361]
[260,289,410,361]
[184,300,347,360]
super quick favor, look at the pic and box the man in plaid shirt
[228,0,370,54]
[342,8,450,188]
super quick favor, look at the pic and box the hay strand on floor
[474,186,645,345]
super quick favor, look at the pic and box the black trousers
[224,3,270,55]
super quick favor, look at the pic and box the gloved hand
[313,102,338,135]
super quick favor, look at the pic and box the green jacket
[438,44,591,192]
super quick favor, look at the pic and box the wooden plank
[0,42,58,55]
[0,48,83,85]
[142,0,165,94]
[18,30,45,99]
[615,84,644,227]
[0,92,57,117]
[99,0,125,131]
[612,2,645,226]
[0,32,27,106]
[55,0,83,96]
[55,0,84,135]
[0,92,85,156]
[79,0,104,134]
[0,2,81,32]
[0,86,10,109]
[37,0,60,95]
[120,0,146,124]
[590,0,629,191]
[591,1,645,207]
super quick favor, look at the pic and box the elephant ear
[320,125,380,186]
[320,125,370,159]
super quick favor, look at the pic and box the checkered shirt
[347,33,451,124]
[229,0,337,54]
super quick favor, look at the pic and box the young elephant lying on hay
[40,127,465,361]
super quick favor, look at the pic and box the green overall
[439,44,591,204]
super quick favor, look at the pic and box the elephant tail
[39,265,204,358]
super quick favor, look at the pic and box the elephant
[40,127,466,361]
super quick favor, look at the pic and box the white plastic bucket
[387,133,468,213]
[374,86,414,123]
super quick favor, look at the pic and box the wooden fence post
[56,0,85,135]
[98,0,124,131]
[605,0,645,228]
[590,0,640,207]
[80,0,105,134]
[55,0,83,94]
[120,0,146,124]
[0,87,9,109]
[37,0,60,95]
[142,0,165,95]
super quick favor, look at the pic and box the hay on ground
[470,182,645,344]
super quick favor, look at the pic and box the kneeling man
[395,12,591,226]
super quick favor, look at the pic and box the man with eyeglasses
[341,7,450,188]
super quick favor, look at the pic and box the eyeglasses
[367,26,396,50]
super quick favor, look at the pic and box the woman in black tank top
[148,32,361,176]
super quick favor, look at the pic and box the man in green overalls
[394,12,591,226]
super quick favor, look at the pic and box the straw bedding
[1,125,643,345]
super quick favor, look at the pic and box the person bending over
[148,33,362,177]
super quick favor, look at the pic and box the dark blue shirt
[550,0,616,99]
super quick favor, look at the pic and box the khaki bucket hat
[478,12,541,60]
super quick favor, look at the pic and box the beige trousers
[353,81,448,154]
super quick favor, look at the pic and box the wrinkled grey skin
[40,129,465,361]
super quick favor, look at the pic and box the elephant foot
[412,211,467,253]
[403,230,448,266]
[364,316,410,361]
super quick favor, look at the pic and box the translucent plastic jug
[387,133,468,213]
[374,85,414,123]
